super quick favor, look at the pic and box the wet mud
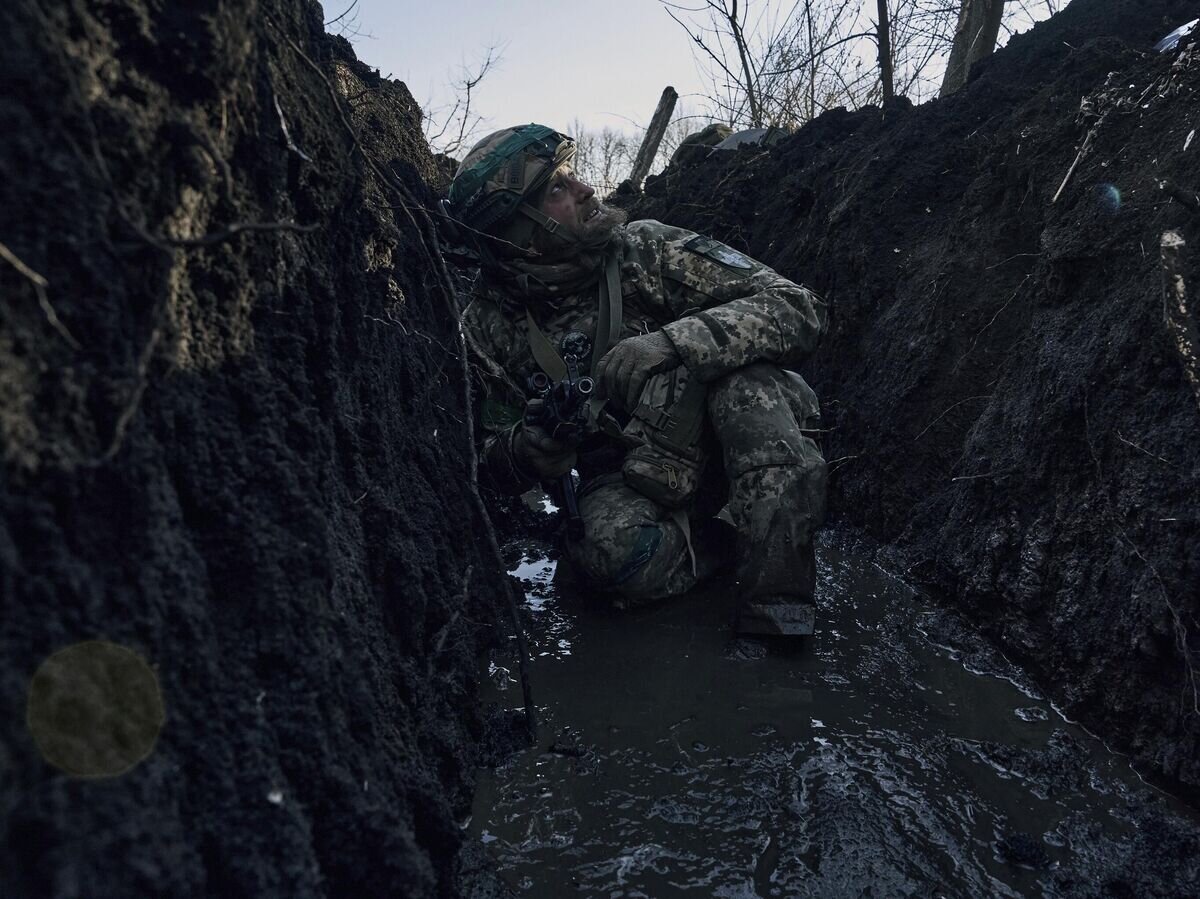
[473,531,1199,897]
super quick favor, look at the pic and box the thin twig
[951,469,1014,482]
[914,394,991,441]
[1115,431,1171,464]
[1051,121,1099,204]
[953,275,1031,373]
[324,0,360,28]
[0,240,81,349]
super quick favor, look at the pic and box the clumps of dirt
[625,0,1200,796]
[1,1,510,895]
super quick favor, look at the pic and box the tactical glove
[511,399,581,480]
[594,330,681,413]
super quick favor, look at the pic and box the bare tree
[569,120,639,195]
[423,45,504,157]
[662,0,886,128]
[662,1,1070,127]
[325,0,366,39]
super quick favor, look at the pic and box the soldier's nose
[573,177,595,201]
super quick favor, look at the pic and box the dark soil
[625,0,1200,799]
[0,1,510,895]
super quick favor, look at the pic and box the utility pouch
[621,365,709,509]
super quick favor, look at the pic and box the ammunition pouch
[621,365,709,509]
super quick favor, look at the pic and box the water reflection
[475,531,1199,897]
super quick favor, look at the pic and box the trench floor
[470,530,1199,897]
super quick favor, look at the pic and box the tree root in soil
[0,239,81,350]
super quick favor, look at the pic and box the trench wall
[629,0,1200,794]
[0,1,502,894]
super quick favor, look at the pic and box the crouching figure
[445,124,828,636]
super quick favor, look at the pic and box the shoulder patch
[682,235,754,270]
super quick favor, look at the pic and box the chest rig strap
[524,306,568,381]
[591,249,623,371]
[522,246,623,381]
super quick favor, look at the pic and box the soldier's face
[536,166,626,247]
[539,167,597,228]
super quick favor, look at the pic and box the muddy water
[471,532,1199,897]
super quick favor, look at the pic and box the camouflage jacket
[461,219,828,494]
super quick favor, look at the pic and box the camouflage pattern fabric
[463,219,829,622]
[565,363,827,613]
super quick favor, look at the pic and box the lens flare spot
[26,640,164,778]
[1094,182,1121,214]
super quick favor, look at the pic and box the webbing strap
[524,308,568,381]
[591,250,623,371]
[632,377,707,451]
[584,249,624,429]
[517,202,561,234]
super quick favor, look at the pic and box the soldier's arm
[627,221,827,383]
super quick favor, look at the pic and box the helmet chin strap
[517,202,573,241]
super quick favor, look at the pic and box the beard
[572,201,628,244]
[532,201,628,259]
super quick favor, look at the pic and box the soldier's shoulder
[623,219,699,246]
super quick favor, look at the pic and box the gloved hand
[594,330,681,412]
[511,399,581,480]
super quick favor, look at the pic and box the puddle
[471,531,1199,897]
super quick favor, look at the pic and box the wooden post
[628,86,679,191]
[940,0,1006,98]
[876,0,894,103]
[1161,230,1200,410]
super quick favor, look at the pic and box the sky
[331,0,1073,155]
[334,0,711,140]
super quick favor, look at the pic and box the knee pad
[568,522,664,590]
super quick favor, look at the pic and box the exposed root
[84,326,163,467]
[0,240,81,350]
[273,93,313,163]
[914,394,991,441]
[952,274,1031,373]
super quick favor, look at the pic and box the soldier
[444,124,828,636]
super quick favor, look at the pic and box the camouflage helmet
[446,124,576,248]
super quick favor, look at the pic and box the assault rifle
[525,331,594,541]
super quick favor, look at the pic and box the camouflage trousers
[564,362,827,617]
